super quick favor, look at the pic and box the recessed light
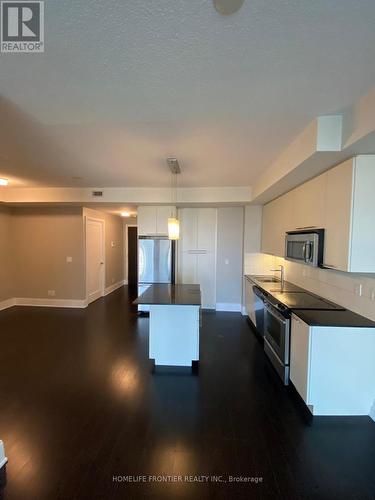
[121,212,131,218]
[213,0,245,15]
[0,178,9,186]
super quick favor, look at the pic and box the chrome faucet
[270,265,285,287]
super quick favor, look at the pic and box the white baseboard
[104,280,126,296]
[0,440,7,469]
[15,298,88,308]
[216,303,242,312]
[0,298,16,311]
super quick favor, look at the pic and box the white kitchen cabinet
[291,173,327,231]
[137,206,176,236]
[179,208,216,251]
[261,191,293,257]
[324,156,375,272]
[178,208,217,309]
[290,315,311,403]
[261,155,375,272]
[179,209,198,252]
[290,314,375,416]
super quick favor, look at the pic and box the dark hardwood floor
[0,286,374,500]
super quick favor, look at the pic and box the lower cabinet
[290,314,375,416]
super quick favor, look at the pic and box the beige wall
[83,208,124,288]
[0,206,13,301]
[216,207,244,307]
[11,207,85,300]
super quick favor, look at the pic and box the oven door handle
[304,241,312,262]
[264,303,287,325]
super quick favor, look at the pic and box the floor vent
[92,190,103,197]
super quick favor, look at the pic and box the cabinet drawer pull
[188,250,207,255]
[295,226,318,230]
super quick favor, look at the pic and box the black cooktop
[270,291,345,310]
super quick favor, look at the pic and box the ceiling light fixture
[167,158,181,241]
[121,211,131,218]
[213,0,245,15]
[0,178,9,186]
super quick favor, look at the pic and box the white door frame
[124,223,137,285]
[85,216,105,304]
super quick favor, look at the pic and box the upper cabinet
[324,156,375,272]
[291,174,327,231]
[261,191,293,256]
[179,208,217,252]
[138,206,176,236]
[261,155,375,272]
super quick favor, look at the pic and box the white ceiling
[1,0,375,187]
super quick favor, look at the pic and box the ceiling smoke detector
[213,0,245,15]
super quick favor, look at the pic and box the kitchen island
[133,284,201,367]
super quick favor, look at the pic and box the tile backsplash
[244,252,375,321]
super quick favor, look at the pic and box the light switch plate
[48,290,56,297]
[354,284,363,296]
[66,256,73,263]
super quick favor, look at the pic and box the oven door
[285,233,319,266]
[264,303,290,365]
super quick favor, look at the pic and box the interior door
[86,218,105,304]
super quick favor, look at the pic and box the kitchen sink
[253,276,280,283]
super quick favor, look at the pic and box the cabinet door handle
[295,226,318,230]
[188,250,207,255]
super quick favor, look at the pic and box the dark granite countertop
[244,275,375,328]
[133,284,201,306]
[292,309,375,328]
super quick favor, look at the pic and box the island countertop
[133,284,201,306]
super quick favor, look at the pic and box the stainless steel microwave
[285,229,324,267]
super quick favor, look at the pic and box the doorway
[86,217,105,304]
[127,225,138,288]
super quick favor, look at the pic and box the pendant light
[213,0,245,15]
[167,158,180,240]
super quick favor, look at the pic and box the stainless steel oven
[264,301,291,385]
[285,229,324,267]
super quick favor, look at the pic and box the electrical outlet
[370,288,375,301]
[48,290,56,297]
[354,284,363,297]
[66,256,73,263]
[111,241,115,248]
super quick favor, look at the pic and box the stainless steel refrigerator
[138,236,175,312]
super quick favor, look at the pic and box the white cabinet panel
[178,208,217,309]
[324,159,353,271]
[178,252,197,284]
[292,173,327,230]
[290,315,311,404]
[197,252,216,309]
[138,206,175,236]
[197,208,217,252]
[261,191,293,257]
[179,208,198,252]
[138,206,157,236]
